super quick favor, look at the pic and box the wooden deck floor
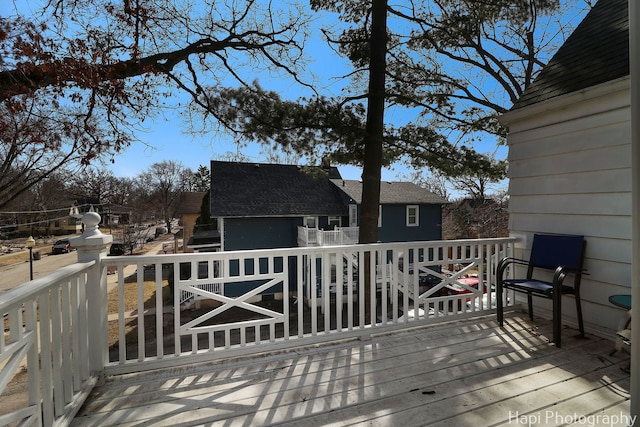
[72,312,631,426]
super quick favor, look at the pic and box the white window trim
[304,216,318,228]
[378,205,382,227]
[328,216,341,227]
[406,205,419,227]
[349,205,358,227]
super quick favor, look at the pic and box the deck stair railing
[297,226,359,246]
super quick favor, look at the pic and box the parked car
[444,276,489,311]
[109,242,126,256]
[51,239,73,254]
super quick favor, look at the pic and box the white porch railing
[0,213,517,426]
[298,226,359,246]
[0,262,96,427]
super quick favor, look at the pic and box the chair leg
[497,281,504,326]
[527,293,534,321]
[553,291,562,347]
[575,291,584,337]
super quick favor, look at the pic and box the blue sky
[108,111,410,182]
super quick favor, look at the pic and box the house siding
[377,204,442,243]
[501,78,632,336]
[223,217,302,251]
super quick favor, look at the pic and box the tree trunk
[360,0,387,322]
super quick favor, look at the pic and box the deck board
[72,313,631,426]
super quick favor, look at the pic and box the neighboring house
[101,203,132,227]
[16,207,82,236]
[176,191,207,253]
[208,160,447,300]
[16,200,89,236]
[330,179,448,243]
[210,161,348,251]
[186,229,221,253]
[499,0,630,336]
[209,160,447,251]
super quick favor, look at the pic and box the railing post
[70,212,113,374]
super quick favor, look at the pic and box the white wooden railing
[297,226,359,246]
[0,262,97,427]
[100,237,516,375]
[0,213,517,426]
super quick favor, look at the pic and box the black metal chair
[496,234,586,347]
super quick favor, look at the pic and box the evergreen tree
[193,191,217,234]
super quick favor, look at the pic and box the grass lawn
[106,278,171,349]
[0,250,30,268]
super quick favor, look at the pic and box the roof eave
[500,76,630,125]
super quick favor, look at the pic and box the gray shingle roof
[332,180,448,205]
[210,161,347,217]
[512,0,628,110]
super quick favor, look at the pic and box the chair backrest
[527,234,585,277]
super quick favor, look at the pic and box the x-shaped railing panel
[179,274,286,333]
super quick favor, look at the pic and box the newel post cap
[82,211,102,236]
[70,212,112,260]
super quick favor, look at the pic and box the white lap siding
[500,77,631,337]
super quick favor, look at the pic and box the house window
[304,216,318,228]
[406,205,419,227]
[378,205,382,227]
[349,205,358,227]
[328,216,341,228]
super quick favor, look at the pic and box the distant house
[16,198,101,236]
[499,0,630,335]
[16,204,82,236]
[331,179,448,243]
[209,160,448,251]
[100,202,132,227]
[176,191,209,253]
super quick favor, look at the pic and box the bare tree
[68,167,119,201]
[139,160,189,231]
[0,102,107,209]
[403,170,451,201]
[0,1,311,205]
[443,196,509,239]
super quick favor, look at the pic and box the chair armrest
[496,257,529,279]
[552,265,587,288]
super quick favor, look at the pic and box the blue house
[208,160,448,301]
[210,160,347,251]
[331,179,447,243]
[209,160,448,251]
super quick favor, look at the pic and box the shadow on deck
[75,311,631,426]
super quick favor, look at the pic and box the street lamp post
[26,236,35,280]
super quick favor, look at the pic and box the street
[0,250,78,293]
[0,237,175,294]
